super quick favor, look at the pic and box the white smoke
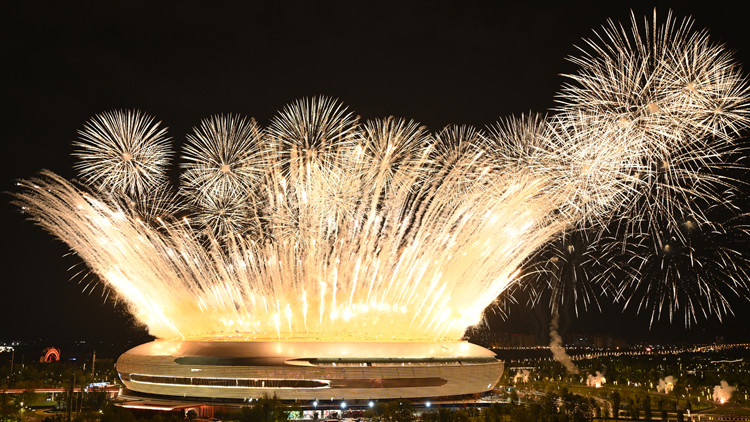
[549,312,579,374]
[586,371,606,388]
[657,376,676,393]
[713,380,736,404]
[513,369,530,383]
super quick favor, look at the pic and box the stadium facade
[116,339,503,402]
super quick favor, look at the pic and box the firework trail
[603,207,750,326]
[14,12,750,341]
[517,229,608,317]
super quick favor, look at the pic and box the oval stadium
[116,340,503,403]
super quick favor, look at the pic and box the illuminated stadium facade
[116,340,503,402]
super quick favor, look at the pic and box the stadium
[115,339,503,403]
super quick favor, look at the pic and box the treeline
[513,349,750,397]
[0,359,118,389]
[91,392,601,422]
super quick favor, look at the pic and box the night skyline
[3,1,750,344]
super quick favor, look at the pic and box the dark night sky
[2,1,750,345]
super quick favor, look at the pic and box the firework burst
[605,199,750,326]
[485,113,550,174]
[181,114,265,200]
[558,10,750,234]
[73,110,172,197]
[520,228,609,317]
[14,11,750,340]
[267,96,359,173]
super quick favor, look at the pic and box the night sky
[3,1,750,345]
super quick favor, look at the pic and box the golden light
[14,12,750,343]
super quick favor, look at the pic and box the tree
[452,409,471,422]
[510,389,519,405]
[17,389,36,411]
[640,395,652,421]
[100,402,137,422]
[541,393,558,416]
[376,400,414,422]
[423,408,474,422]
[239,395,293,422]
[612,391,621,420]
[628,397,639,420]
[656,397,665,412]
[509,402,543,422]
[602,402,612,421]
[482,403,506,422]
[1,393,20,420]
[82,391,107,411]
[676,410,684,422]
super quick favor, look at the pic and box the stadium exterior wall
[116,340,503,401]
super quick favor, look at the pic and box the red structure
[40,347,60,363]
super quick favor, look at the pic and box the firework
[557,10,750,235]
[485,113,550,174]
[604,204,750,326]
[519,229,609,317]
[181,114,265,200]
[430,125,490,194]
[267,96,359,173]
[504,11,750,322]
[73,110,172,197]
[359,116,431,193]
[14,12,750,341]
[16,113,567,340]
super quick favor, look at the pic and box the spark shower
[15,12,750,342]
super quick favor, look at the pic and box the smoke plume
[586,371,606,387]
[657,376,676,393]
[513,369,530,383]
[713,380,736,404]
[549,312,579,374]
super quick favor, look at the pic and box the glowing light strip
[127,373,331,390]
[120,404,180,411]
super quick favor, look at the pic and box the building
[116,339,503,403]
